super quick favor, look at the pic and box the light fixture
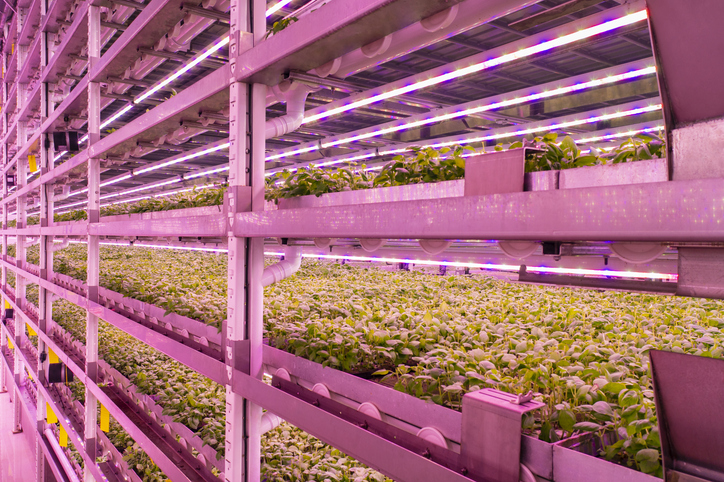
[379,103,662,155]
[576,124,664,144]
[134,36,230,104]
[55,242,675,281]
[300,10,648,125]
[267,103,662,173]
[321,68,657,149]
[266,63,656,162]
[265,0,294,17]
[134,142,230,175]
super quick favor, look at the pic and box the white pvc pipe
[261,245,302,286]
[260,412,284,434]
[52,238,71,252]
[265,85,313,139]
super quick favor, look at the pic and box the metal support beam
[85,5,102,481]
[226,1,266,480]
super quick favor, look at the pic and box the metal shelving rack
[0,0,722,481]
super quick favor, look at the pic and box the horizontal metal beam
[234,178,724,242]
[232,367,473,482]
[234,0,467,84]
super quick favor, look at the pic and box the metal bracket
[461,388,544,482]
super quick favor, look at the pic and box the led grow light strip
[62,155,230,201]
[320,67,657,149]
[58,240,675,280]
[63,140,231,195]
[576,124,663,144]
[101,104,134,130]
[300,9,648,125]
[134,142,230,175]
[289,253,678,281]
[267,103,662,174]
[380,103,662,155]
[266,152,377,175]
[52,183,217,216]
[266,62,656,162]
[265,0,294,16]
[134,36,230,104]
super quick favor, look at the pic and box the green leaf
[602,382,625,395]
[592,401,614,417]
[558,410,576,432]
[573,421,601,432]
[635,448,660,463]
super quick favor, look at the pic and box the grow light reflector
[300,9,648,125]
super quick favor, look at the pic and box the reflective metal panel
[650,350,724,482]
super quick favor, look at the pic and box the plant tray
[270,157,668,211]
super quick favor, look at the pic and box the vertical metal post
[13,96,28,434]
[0,35,5,392]
[1,45,6,294]
[226,1,265,480]
[0,323,6,392]
[36,0,51,477]
[84,5,102,482]
[226,80,250,482]
[246,81,267,481]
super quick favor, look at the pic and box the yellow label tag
[4,300,10,309]
[48,348,59,364]
[47,403,57,424]
[27,324,36,336]
[7,338,13,350]
[100,404,110,432]
[59,426,68,447]
[28,155,37,172]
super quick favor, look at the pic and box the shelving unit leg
[1,45,6,299]
[84,6,103,482]
[226,78,253,482]
[36,11,51,476]
[13,136,27,435]
[224,1,265,480]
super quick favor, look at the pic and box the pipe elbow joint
[261,245,302,287]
